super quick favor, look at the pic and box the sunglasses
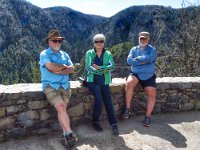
[139,38,148,41]
[50,40,63,43]
[94,40,104,44]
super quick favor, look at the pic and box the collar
[47,47,61,55]
[138,44,149,50]
[94,48,106,53]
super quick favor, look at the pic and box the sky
[26,0,199,17]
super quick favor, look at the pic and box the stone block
[0,133,4,142]
[0,116,16,130]
[16,99,26,104]
[157,82,170,90]
[6,105,26,115]
[192,82,200,87]
[189,99,197,104]
[7,128,27,139]
[0,101,12,107]
[0,107,6,117]
[48,107,57,118]
[190,93,200,99]
[179,104,184,110]
[68,103,85,117]
[71,87,78,95]
[181,82,192,89]
[25,111,39,120]
[17,112,38,128]
[113,103,119,112]
[165,89,178,94]
[83,95,94,102]
[170,82,182,89]
[74,95,85,103]
[179,95,189,104]
[39,109,51,121]
[161,103,179,112]
[157,93,168,102]
[17,111,40,128]
[110,84,124,93]
[22,91,45,100]
[183,103,195,111]
[77,87,89,94]
[28,100,49,110]
[3,93,21,101]
[167,93,182,102]
[84,102,92,111]
[51,121,61,131]
[195,102,200,110]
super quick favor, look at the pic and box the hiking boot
[143,116,151,127]
[121,108,131,119]
[92,123,103,132]
[112,125,119,136]
[61,132,77,148]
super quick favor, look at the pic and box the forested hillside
[0,0,199,84]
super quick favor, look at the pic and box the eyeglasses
[94,40,104,44]
[139,38,148,41]
[50,40,63,43]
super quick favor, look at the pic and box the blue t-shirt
[127,45,157,80]
[39,47,73,90]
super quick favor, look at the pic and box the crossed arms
[45,62,74,75]
[85,51,115,75]
[127,47,157,66]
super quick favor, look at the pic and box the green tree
[31,61,41,83]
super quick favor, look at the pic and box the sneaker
[121,109,131,119]
[92,123,103,132]
[143,116,151,127]
[61,132,77,148]
[112,125,119,136]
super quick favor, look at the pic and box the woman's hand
[92,64,100,70]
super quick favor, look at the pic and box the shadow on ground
[118,111,200,149]
[0,111,200,150]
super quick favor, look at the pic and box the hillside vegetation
[0,0,199,84]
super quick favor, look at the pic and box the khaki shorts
[44,86,71,105]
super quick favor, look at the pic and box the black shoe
[112,125,119,136]
[121,108,131,119]
[143,116,151,127]
[61,132,77,148]
[92,123,103,132]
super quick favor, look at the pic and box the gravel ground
[0,111,200,150]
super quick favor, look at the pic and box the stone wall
[0,77,200,141]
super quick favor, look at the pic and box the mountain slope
[0,0,199,84]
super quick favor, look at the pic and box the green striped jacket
[85,49,115,84]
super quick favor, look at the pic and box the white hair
[93,34,106,43]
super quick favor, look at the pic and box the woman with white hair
[84,33,119,136]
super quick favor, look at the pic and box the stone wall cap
[0,77,200,93]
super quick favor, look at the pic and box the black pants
[87,82,117,126]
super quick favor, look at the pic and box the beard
[139,41,147,48]
[52,46,61,51]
